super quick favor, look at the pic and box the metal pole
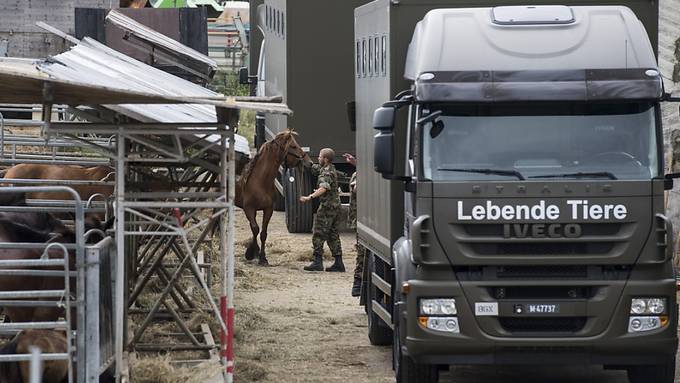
[29,346,42,383]
[114,132,125,383]
[220,125,229,381]
[226,122,236,382]
[86,245,100,382]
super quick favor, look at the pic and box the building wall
[0,0,118,58]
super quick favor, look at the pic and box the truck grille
[463,223,623,237]
[455,222,629,257]
[496,265,587,279]
[470,242,614,256]
[499,317,587,334]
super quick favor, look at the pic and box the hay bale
[133,356,224,383]
[235,359,267,382]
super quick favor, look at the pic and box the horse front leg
[258,207,274,266]
[244,208,260,261]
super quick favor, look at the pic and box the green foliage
[208,70,250,97]
[238,110,256,147]
[208,71,255,147]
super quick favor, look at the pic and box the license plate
[526,303,560,314]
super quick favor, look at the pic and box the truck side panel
[263,0,288,135]
[355,0,398,258]
[261,0,363,156]
[287,0,364,157]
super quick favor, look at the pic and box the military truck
[241,0,367,232]
[354,1,678,382]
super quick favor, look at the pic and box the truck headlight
[628,316,667,332]
[419,299,457,316]
[418,316,460,333]
[630,298,666,315]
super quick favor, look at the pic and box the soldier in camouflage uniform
[299,148,344,272]
[344,153,365,297]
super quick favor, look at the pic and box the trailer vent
[492,6,575,25]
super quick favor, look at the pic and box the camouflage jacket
[312,163,340,209]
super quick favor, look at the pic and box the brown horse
[0,193,105,323]
[235,130,311,265]
[2,164,114,203]
[0,330,69,383]
[2,164,114,226]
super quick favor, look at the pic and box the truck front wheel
[367,253,392,345]
[393,324,438,383]
[627,357,675,383]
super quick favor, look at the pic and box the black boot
[304,253,324,271]
[351,275,362,297]
[325,255,345,272]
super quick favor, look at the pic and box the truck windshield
[421,103,659,181]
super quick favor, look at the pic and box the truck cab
[356,4,678,383]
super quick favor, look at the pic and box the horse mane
[240,131,291,186]
[240,144,268,187]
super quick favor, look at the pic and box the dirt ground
[232,209,393,383]
[231,210,660,383]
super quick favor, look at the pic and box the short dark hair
[320,148,335,162]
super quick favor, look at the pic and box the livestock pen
[0,31,290,383]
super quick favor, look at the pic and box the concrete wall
[660,0,680,238]
[0,0,118,58]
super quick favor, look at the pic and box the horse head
[273,130,312,169]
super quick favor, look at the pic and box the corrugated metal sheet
[0,37,292,155]
[105,9,217,74]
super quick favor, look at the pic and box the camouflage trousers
[312,204,342,257]
[353,234,366,280]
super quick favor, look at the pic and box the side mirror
[346,101,356,132]
[664,173,680,190]
[373,106,396,131]
[239,67,250,85]
[373,107,396,175]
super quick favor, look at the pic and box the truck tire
[367,253,393,346]
[284,167,314,233]
[273,173,285,211]
[627,357,675,383]
[394,324,439,383]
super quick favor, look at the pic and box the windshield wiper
[529,171,617,180]
[437,167,525,180]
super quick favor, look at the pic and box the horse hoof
[258,258,270,266]
[245,247,256,260]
